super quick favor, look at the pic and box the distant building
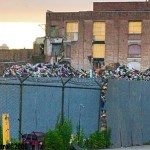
[45,0,150,71]
[33,37,45,63]
[33,37,45,56]
[0,44,9,50]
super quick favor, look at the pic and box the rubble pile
[3,63,81,78]
[2,63,150,80]
[96,65,150,81]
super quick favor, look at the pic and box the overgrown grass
[45,116,111,150]
[72,127,111,149]
[45,117,72,150]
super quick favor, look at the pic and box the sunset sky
[0,0,145,49]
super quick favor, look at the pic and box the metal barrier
[0,77,101,140]
[107,79,150,148]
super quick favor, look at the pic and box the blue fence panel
[64,87,100,137]
[107,79,131,148]
[107,79,150,148]
[0,78,101,140]
[141,81,150,143]
[129,81,143,146]
[0,80,20,139]
[107,79,121,148]
[22,84,62,134]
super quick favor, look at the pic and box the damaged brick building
[45,0,150,71]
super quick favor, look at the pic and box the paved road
[104,145,150,150]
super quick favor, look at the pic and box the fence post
[60,77,72,125]
[15,71,30,140]
[61,84,65,124]
[78,104,85,144]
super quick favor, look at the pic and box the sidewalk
[104,145,150,150]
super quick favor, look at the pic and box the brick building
[46,0,150,71]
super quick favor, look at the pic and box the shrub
[55,118,72,149]
[86,129,111,149]
[45,116,111,150]
[72,126,86,148]
[143,141,150,145]
[10,138,22,150]
[0,126,2,145]
[45,117,72,150]
[45,130,64,150]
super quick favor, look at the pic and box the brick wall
[0,49,33,62]
[0,49,33,75]
[46,4,150,71]
[93,2,150,11]
[141,20,150,71]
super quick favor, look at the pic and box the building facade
[46,1,150,71]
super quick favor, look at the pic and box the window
[92,22,105,69]
[65,45,71,58]
[66,22,78,41]
[39,44,44,55]
[128,44,141,55]
[128,44,141,57]
[52,44,62,56]
[129,21,142,34]
[93,59,104,70]
[93,22,105,41]
[50,26,57,38]
[92,44,105,58]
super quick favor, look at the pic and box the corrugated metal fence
[107,79,150,148]
[0,77,101,140]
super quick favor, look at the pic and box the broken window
[39,44,44,55]
[93,58,104,70]
[66,22,78,41]
[52,44,62,56]
[93,22,105,41]
[50,26,57,38]
[129,21,142,34]
[92,44,105,58]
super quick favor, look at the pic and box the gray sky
[0,0,146,22]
